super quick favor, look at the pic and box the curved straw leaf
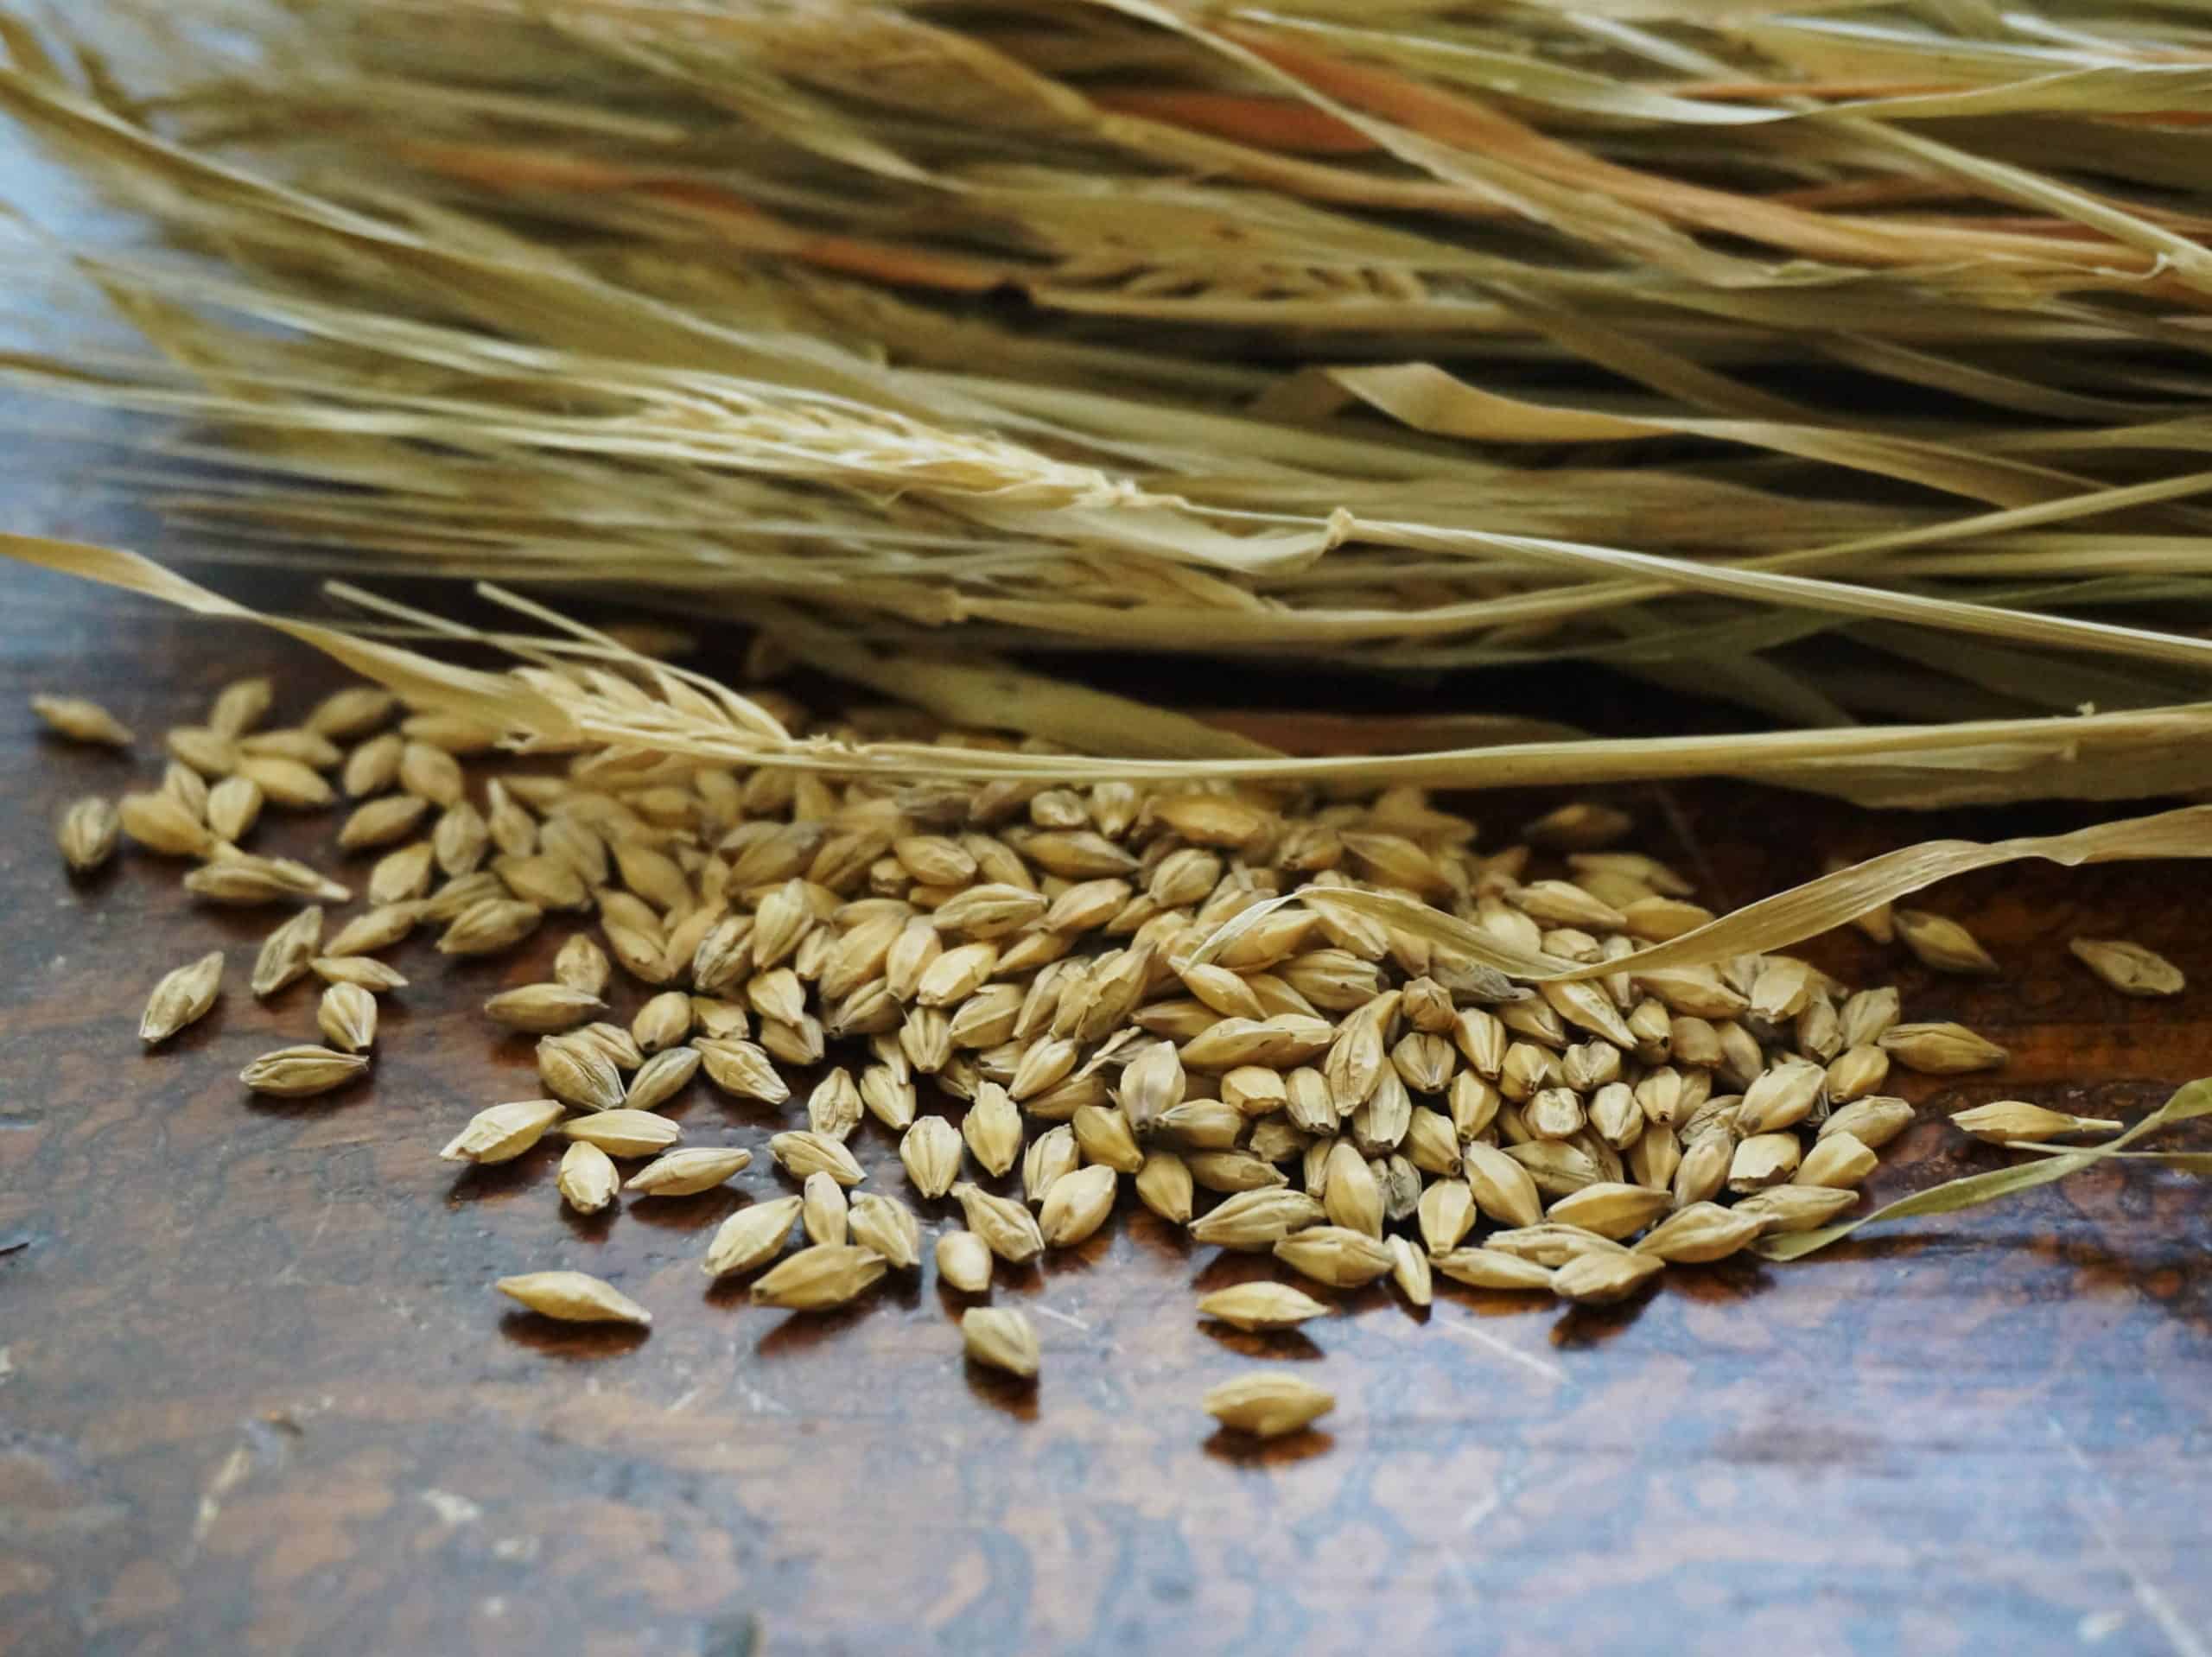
[1755,1078,2212,1260]
[1194,808,2212,981]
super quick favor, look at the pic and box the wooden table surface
[2,554,2209,1657]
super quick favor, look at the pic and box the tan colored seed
[1732,1184,1857,1234]
[1950,1100,2120,1146]
[1187,1189,1323,1250]
[439,1098,564,1165]
[311,955,405,992]
[317,981,378,1053]
[244,906,324,1000]
[205,776,264,844]
[936,1229,994,1293]
[552,935,611,998]
[557,1140,621,1214]
[960,1082,1023,1176]
[1135,1149,1196,1224]
[341,733,403,798]
[33,692,133,746]
[1727,1133,1803,1193]
[366,841,434,906]
[575,1022,644,1071]
[118,790,215,857]
[1434,1248,1555,1292]
[696,1038,788,1103]
[2068,937,2184,998]
[803,1171,850,1247]
[1553,1248,1665,1306]
[306,686,395,740]
[485,983,605,1033]
[1039,1163,1117,1248]
[139,949,225,1044]
[750,1244,887,1311]
[624,1046,701,1112]
[1203,1372,1334,1439]
[1820,1095,1916,1151]
[952,1182,1045,1263]
[560,1109,681,1158]
[437,898,542,956]
[165,726,238,778]
[239,1044,368,1097]
[1794,1132,1878,1190]
[962,1307,1040,1379]
[702,1197,803,1279]
[1546,1182,1671,1240]
[771,1130,866,1186]
[321,904,416,958]
[1879,1022,2008,1074]
[397,741,463,807]
[537,1035,625,1111]
[1273,1225,1394,1289]
[233,754,331,809]
[496,1270,650,1327]
[626,1146,751,1197]
[1386,1235,1433,1307]
[1893,909,1998,975]
[1196,1281,1329,1331]
[1633,1202,1764,1263]
[848,1192,922,1268]
[1462,1141,1544,1228]
[340,794,429,851]
[56,796,119,874]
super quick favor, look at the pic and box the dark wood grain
[1,559,2209,1657]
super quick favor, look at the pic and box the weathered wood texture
[1,562,2208,1657]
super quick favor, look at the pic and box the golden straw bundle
[3,0,2212,805]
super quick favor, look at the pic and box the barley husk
[1732,1184,1859,1235]
[313,954,406,993]
[140,949,224,1044]
[626,1146,751,1197]
[557,1140,621,1215]
[1546,1182,1671,1240]
[200,776,260,844]
[1894,910,1999,975]
[55,795,120,873]
[537,1034,625,1111]
[1203,1373,1333,1439]
[1434,1248,1556,1292]
[935,1229,994,1294]
[696,1037,789,1103]
[953,1181,1046,1263]
[702,1196,802,1279]
[771,1130,866,1186]
[1273,1225,1395,1289]
[1950,1100,2121,1146]
[33,693,132,747]
[118,790,215,857]
[803,1171,850,1248]
[317,981,378,1053]
[750,1244,887,1311]
[1187,1188,1323,1250]
[239,1044,368,1097]
[485,983,605,1033]
[442,1097,570,1159]
[1632,1202,1764,1263]
[1134,1148,1196,1225]
[848,1191,922,1268]
[2068,938,2184,998]
[1386,1235,1433,1308]
[1039,1163,1117,1248]
[1879,1022,2009,1074]
[1553,1249,1666,1306]
[962,1307,1040,1380]
[897,1115,962,1199]
[496,1270,650,1327]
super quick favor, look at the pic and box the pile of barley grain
[35,678,2175,1440]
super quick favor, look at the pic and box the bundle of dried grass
[6,0,2212,803]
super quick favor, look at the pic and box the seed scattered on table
[496,1270,650,1327]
